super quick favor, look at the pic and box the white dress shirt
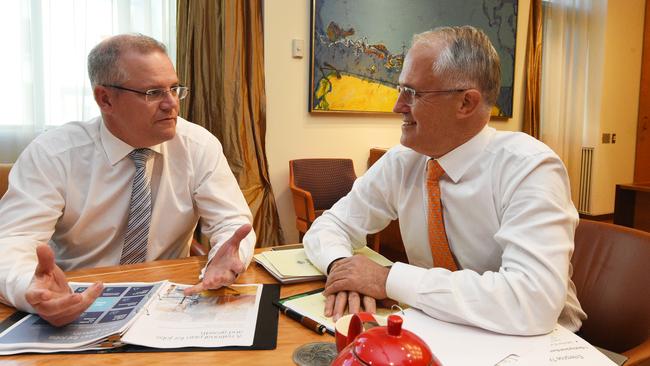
[0,116,255,312]
[304,126,586,336]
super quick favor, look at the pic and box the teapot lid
[352,315,439,366]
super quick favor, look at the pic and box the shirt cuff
[315,247,353,274]
[386,262,428,306]
[3,271,37,314]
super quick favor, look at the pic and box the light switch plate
[292,39,304,58]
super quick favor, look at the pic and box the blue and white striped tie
[120,148,154,264]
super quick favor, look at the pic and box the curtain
[540,0,606,201]
[177,0,285,247]
[1,0,176,163]
[522,0,543,139]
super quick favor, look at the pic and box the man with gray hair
[304,26,586,335]
[0,34,255,326]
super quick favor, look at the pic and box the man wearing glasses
[304,26,586,335]
[0,34,255,326]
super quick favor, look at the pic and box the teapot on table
[332,312,442,366]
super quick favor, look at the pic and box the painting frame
[308,0,519,117]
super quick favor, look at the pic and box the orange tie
[426,160,458,271]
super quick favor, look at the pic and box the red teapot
[332,312,442,366]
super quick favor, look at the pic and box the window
[540,0,606,203]
[0,0,176,161]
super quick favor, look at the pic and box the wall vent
[578,147,594,214]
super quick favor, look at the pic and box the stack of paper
[254,246,392,284]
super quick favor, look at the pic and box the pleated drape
[523,0,543,139]
[177,0,285,247]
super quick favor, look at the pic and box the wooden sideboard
[614,182,650,232]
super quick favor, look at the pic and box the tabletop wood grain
[0,250,329,365]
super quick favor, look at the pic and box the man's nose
[393,92,410,114]
[159,91,178,110]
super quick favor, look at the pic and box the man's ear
[93,86,113,113]
[456,89,482,118]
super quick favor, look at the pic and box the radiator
[578,147,594,214]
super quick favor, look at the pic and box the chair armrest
[623,338,650,366]
[290,185,317,222]
[190,238,208,256]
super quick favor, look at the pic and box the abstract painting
[309,0,518,117]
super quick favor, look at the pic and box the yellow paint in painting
[316,74,504,116]
[325,75,398,112]
[490,104,503,117]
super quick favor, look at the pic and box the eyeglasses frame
[396,85,467,105]
[102,84,190,102]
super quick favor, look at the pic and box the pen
[278,304,326,335]
[270,243,304,251]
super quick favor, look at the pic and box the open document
[0,282,263,355]
[401,308,616,366]
[122,283,260,348]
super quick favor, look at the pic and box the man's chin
[400,134,413,148]
[400,136,428,155]
[153,126,176,144]
[161,129,176,142]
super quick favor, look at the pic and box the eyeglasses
[103,84,190,102]
[396,85,467,106]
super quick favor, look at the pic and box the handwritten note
[512,325,616,365]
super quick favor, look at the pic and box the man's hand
[323,255,391,321]
[184,224,252,296]
[324,291,377,321]
[25,245,103,327]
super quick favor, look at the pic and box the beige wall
[264,0,531,243]
[589,0,645,215]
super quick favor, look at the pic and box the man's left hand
[183,224,252,296]
[323,255,390,302]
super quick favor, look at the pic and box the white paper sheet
[511,325,616,365]
[402,309,542,365]
[401,309,615,366]
[121,283,263,348]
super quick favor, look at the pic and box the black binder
[0,284,280,353]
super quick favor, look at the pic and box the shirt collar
[99,118,163,166]
[437,125,495,183]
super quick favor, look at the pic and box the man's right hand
[323,255,399,321]
[25,244,103,327]
[324,290,377,321]
[324,258,378,321]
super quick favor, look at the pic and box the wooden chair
[367,149,407,262]
[189,235,208,256]
[0,163,12,199]
[289,158,357,241]
[572,219,650,366]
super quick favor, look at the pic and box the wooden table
[614,182,650,232]
[0,252,328,365]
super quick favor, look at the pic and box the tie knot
[427,159,445,182]
[128,148,154,168]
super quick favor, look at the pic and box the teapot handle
[346,312,378,345]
